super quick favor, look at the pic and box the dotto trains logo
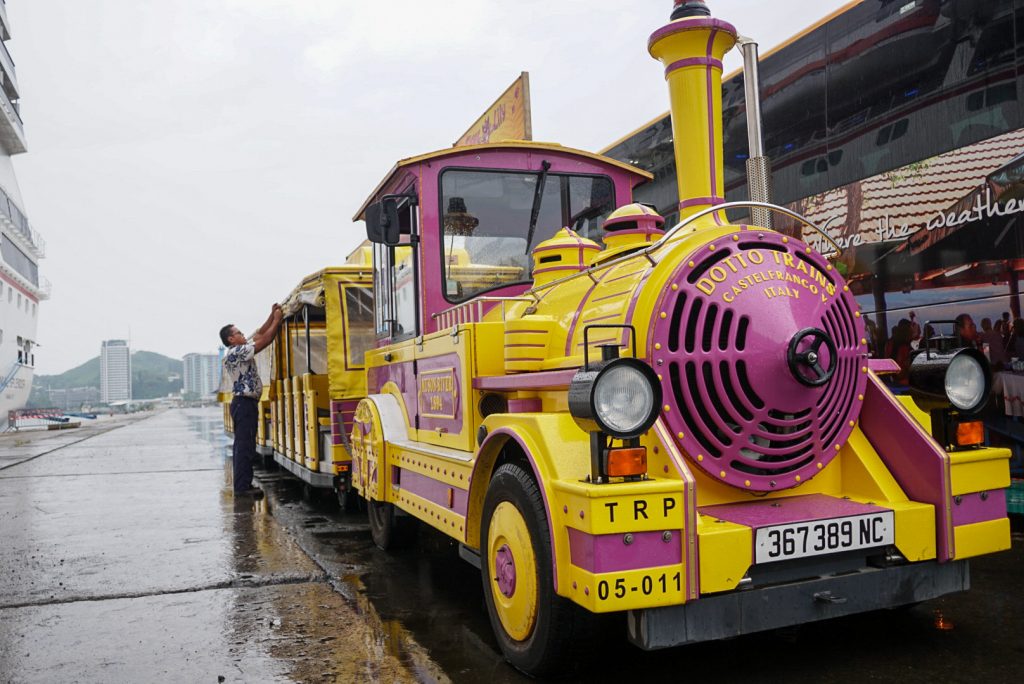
[695,249,837,304]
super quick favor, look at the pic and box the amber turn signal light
[606,447,647,477]
[955,421,984,447]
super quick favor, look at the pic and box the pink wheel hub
[495,543,516,597]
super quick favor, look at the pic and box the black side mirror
[365,201,384,243]
[381,197,401,246]
[365,196,408,246]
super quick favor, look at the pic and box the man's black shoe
[234,487,264,498]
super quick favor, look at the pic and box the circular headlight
[593,363,657,435]
[945,353,986,411]
[569,358,662,438]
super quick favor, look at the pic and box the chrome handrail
[432,296,535,327]
[526,200,841,298]
[655,201,842,256]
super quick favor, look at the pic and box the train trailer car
[268,249,374,506]
[337,2,1012,676]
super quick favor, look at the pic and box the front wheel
[480,463,582,676]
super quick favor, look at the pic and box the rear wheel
[480,463,580,676]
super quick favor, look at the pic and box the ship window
[1,236,39,287]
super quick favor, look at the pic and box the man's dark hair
[219,324,235,347]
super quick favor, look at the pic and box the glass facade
[606,0,1023,217]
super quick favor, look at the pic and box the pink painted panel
[416,352,464,433]
[859,373,954,561]
[951,489,1007,527]
[567,528,682,574]
[700,493,889,528]
[400,469,468,516]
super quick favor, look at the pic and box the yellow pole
[648,3,737,228]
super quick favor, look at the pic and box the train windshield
[439,168,614,302]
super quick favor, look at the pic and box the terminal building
[100,339,131,403]
[603,0,1024,346]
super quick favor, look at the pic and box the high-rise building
[100,340,131,402]
[182,352,220,397]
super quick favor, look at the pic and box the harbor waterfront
[0,406,1020,682]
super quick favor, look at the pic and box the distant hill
[29,351,184,404]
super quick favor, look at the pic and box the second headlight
[909,347,991,414]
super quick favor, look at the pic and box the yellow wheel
[480,462,584,676]
[487,501,539,640]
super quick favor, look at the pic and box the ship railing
[432,297,534,328]
[0,0,9,42]
[0,31,14,82]
[0,79,21,131]
[37,276,52,299]
[0,183,43,256]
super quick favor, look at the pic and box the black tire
[335,481,360,514]
[480,463,582,677]
[368,500,412,550]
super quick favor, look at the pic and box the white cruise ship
[0,0,48,428]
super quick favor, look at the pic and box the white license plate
[754,511,894,564]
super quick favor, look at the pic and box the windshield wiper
[525,160,552,254]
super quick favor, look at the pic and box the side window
[371,193,419,340]
[393,246,416,337]
[343,286,375,367]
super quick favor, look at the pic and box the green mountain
[29,350,185,404]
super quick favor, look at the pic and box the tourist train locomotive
[226,1,1012,675]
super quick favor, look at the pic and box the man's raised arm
[253,304,283,354]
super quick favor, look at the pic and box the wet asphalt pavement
[0,407,1022,683]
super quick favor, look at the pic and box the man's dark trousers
[230,396,258,492]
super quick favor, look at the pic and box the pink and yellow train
[223,1,1012,675]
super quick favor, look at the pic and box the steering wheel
[787,328,838,387]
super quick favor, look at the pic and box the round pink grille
[649,232,868,491]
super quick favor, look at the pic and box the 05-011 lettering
[597,570,682,601]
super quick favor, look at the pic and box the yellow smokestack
[648,2,737,227]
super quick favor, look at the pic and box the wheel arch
[468,429,555,583]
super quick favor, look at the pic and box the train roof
[353,141,653,221]
[279,255,372,318]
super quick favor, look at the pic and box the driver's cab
[356,142,651,342]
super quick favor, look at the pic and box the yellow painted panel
[553,480,686,535]
[949,448,1011,496]
[566,564,686,613]
[953,518,1011,559]
[292,376,304,463]
[393,487,467,541]
[839,428,909,503]
[896,395,932,430]
[415,326,475,452]
[888,501,936,562]
[697,515,752,594]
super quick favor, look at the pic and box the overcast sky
[9,0,851,374]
